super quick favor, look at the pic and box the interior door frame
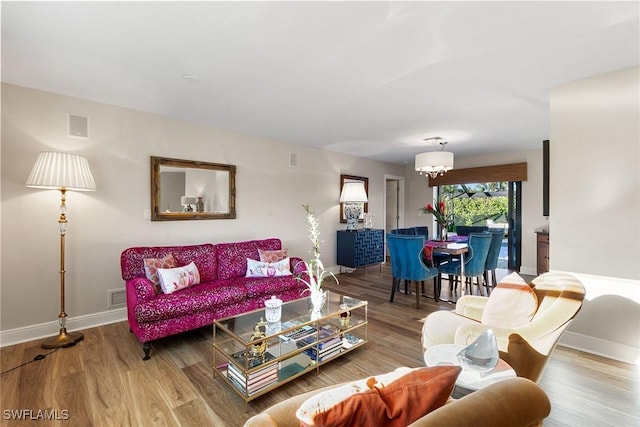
[383,175,405,261]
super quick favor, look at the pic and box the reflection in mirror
[151,156,236,221]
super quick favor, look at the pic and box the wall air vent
[107,289,126,309]
[68,114,89,139]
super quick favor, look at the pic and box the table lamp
[340,182,368,231]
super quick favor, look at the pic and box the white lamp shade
[26,151,96,191]
[415,151,454,173]
[181,196,197,205]
[340,182,368,203]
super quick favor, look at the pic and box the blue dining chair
[412,226,429,239]
[440,233,492,296]
[454,225,488,236]
[390,227,416,235]
[483,230,505,293]
[413,225,449,285]
[386,234,440,308]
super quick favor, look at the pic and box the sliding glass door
[438,180,521,272]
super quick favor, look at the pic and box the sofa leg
[143,342,152,361]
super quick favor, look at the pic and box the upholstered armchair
[422,271,586,382]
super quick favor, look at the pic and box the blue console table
[336,229,384,271]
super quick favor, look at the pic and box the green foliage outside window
[440,183,509,228]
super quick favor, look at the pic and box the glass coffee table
[213,291,368,404]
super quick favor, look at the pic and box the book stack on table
[279,324,317,343]
[227,351,278,396]
[299,326,343,362]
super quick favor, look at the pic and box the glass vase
[310,289,327,313]
[440,224,448,241]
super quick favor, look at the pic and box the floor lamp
[26,152,96,349]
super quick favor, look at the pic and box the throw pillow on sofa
[296,366,461,427]
[143,253,177,292]
[246,258,292,278]
[157,261,201,294]
[258,248,288,263]
[481,272,538,328]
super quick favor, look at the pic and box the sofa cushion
[134,281,246,323]
[246,258,292,278]
[296,366,461,427]
[481,272,538,328]
[158,262,201,294]
[143,253,177,292]
[216,238,282,280]
[121,244,217,283]
[258,248,288,263]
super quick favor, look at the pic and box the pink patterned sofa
[120,238,308,360]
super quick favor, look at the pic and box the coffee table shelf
[213,291,367,404]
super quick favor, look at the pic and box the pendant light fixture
[415,137,454,179]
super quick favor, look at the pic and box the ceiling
[2,1,638,164]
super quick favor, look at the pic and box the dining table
[425,236,469,302]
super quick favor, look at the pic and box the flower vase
[440,224,448,242]
[310,289,327,313]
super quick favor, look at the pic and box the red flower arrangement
[420,199,451,226]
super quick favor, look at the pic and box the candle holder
[339,304,351,330]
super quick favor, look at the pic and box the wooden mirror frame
[150,156,236,221]
[339,174,369,223]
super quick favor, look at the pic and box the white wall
[549,66,640,364]
[0,83,404,338]
[550,66,640,279]
[405,149,546,276]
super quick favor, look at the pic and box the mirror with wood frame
[150,156,236,221]
[339,174,369,223]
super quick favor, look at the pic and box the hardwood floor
[1,265,638,426]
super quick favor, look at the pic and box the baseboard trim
[559,331,638,365]
[0,308,127,348]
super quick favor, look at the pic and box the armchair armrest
[454,295,489,321]
[410,377,550,427]
[290,257,307,276]
[126,277,156,303]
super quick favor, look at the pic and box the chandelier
[415,137,454,179]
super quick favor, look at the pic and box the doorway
[384,175,405,259]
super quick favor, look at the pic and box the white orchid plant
[296,205,338,293]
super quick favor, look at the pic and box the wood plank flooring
[1,265,638,426]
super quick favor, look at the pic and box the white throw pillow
[481,272,538,328]
[245,257,292,278]
[157,261,201,294]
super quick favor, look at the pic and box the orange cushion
[258,248,288,263]
[481,272,539,327]
[296,366,461,427]
[143,253,176,292]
